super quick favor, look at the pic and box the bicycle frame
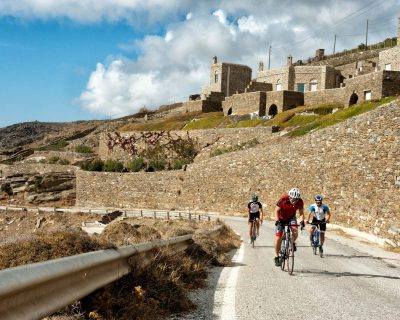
[311,223,323,257]
[279,224,298,275]
[250,219,258,248]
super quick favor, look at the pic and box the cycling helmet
[251,194,258,202]
[288,188,301,199]
[314,195,323,202]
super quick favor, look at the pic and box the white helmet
[288,188,301,199]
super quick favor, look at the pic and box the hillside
[76,99,400,248]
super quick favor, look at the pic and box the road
[171,217,400,320]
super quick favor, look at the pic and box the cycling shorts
[275,217,297,237]
[249,212,260,222]
[311,218,326,232]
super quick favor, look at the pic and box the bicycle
[310,221,325,258]
[278,223,299,275]
[250,219,258,248]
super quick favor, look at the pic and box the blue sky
[0,0,398,128]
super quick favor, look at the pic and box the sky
[0,0,399,127]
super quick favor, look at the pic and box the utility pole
[333,34,337,54]
[268,45,272,69]
[365,19,369,47]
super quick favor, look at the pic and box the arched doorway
[349,92,358,106]
[259,105,266,117]
[227,108,232,115]
[268,104,278,117]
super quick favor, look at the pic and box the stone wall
[98,127,275,163]
[26,150,95,165]
[0,164,77,205]
[256,66,292,91]
[76,100,400,244]
[245,81,272,93]
[265,91,304,113]
[201,62,252,98]
[379,46,400,71]
[304,70,400,106]
[222,91,266,116]
[293,66,339,91]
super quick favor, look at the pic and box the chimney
[287,55,293,66]
[212,56,218,64]
[258,61,264,71]
[315,49,325,61]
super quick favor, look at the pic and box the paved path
[171,217,400,320]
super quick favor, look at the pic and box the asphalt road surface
[170,217,400,320]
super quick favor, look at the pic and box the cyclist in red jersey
[274,188,305,266]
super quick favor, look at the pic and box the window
[364,90,372,101]
[310,79,318,92]
[297,83,305,92]
[385,63,392,71]
[349,75,353,79]
[276,79,282,91]
[214,71,219,83]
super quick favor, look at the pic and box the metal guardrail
[0,205,211,221]
[0,225,223,320]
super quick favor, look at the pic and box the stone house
[179,16,400,118]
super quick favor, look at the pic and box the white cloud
[186,12,192,20]
[237,15,268,34]
[164,31,174,42]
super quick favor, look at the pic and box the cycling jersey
[248,201,262,214]
[309,203,330,220]
[276,194,304,221]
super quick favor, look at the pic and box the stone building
[179,16,400,118]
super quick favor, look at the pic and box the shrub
[148,159,166,171]
[126,157,146,172]
[75,145,93,154]
[172,159,186,170]
[58,158,70,165]
[48,156,60,164]
[103,159,125,172]
[80,159,104,172]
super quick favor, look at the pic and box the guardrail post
[153,211,157,219]
[208,216,211,222]
[198,214,201,221]
[167,211,170,220]
[124,210,127,218]
[178,212,182,219]
[140,210,143,217]
[188,212,192,220]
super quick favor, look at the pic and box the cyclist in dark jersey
[274,188,305,266]
[247,194,264,240]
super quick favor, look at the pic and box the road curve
[170,216,400,320]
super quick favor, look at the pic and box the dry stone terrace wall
[0,164,77,205]
[222,91,266,116]
[77,101,400,245]
[98,128,275,163]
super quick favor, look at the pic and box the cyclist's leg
[255,217,260,236]
[275,224,284,256]
[320,221,326,245]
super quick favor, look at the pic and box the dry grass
[64,221,240,320]
[0,229,113,270]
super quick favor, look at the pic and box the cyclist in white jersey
[307,195,331,249]
[247,194,264,239]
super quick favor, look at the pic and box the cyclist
[247,194,264,241]
[307,195,331,252]
[274,188,305,266]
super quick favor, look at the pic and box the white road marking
[213,241,245,320]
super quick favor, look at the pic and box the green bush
[80,159,104,172]
[58,159,70,165]
[148,159,166,171]
[38,140,69,151]
[75,145,93,154]
[126,157,146,172]
[172,159,186,170]
[103,159,124,172]
[48,156,60,164]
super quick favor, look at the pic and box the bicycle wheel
[313,231,318,255]
[286,234,295,275]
